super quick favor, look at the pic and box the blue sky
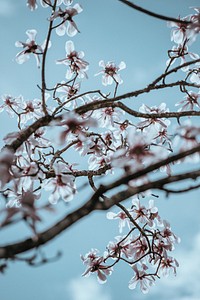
[0,0,200,299]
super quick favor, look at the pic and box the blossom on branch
[43,161,76,204]
[81,249,113,284]
[95,60,126,86]
[50,4,83,36]
[56,40,89,79]
[15,29,50,68]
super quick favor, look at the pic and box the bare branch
[118,0,191,24]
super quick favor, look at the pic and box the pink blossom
[159,256,179,277]
[95,60,126,85]
[168,17,190,45]
[137,103,171,132]
[128,265,155,293]
[50,4,83,37]
[43,161,76,204]
[81,249,113,284]
[27,0,38,10]
[166,44,199,71]
[190,68,200,84]
[92,105,124,129]
[56,82,80,105]
[56,41,89,79]
[0,94,22,117]
[175,91,200,111]
[106,235,134,259]
[15,29,50,68]
[107,210,131,233]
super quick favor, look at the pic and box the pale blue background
[0,1,200,299]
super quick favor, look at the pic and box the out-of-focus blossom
[54,111,96,144]
[190,68,200,84]
[166,44,199,71]
[56,41,89,79]
[0,94,22,117]
[0,148,15,188]
[175,91,200,111]
[27,0,38,10]
[43,161,76,204]
[50,4,82,36]
[95,60,126,86]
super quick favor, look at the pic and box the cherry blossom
[95,60,126,85]
[49,4,83,37]
[56,40,89,79]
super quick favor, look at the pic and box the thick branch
[0,168,199,258]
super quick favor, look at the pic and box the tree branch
[0,168,199,259]
[118,0,191,24]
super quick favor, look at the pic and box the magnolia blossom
[95,60,126,85]
[168,17,190,45]
[105,235,134,259]
[27,0,38,10]
[137,103,171,132]
[92,105,124,129]
[81,249,113,284]
[159,256,179,277]
[128,265,155,293]
[174,121,200,158]
[55,111,96,144]
[49,4,83,36]
[190,68,200,84]
[56,41,89,79]
[107,210,131,233]
[166,44,199,71]
[43,161,76,204]
[175,91,200,111]
[56,81,80,105]
[187,8,200,42]
[0,94,22,117]
[15,29,50,68]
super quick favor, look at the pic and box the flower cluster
[82,198,180,293]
